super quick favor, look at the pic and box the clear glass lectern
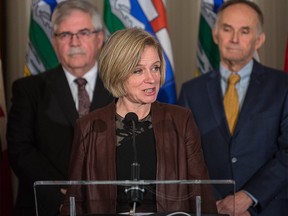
[34,180,235,216]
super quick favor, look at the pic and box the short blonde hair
[99,28,166,98]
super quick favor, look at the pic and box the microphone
[123,112,144,212]
[123,112,139,167]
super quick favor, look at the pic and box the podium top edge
[33,179,235,186]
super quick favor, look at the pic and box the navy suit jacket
[179,60,288,215]
[7,65,114,216]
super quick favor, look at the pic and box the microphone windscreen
[123,112,139,125]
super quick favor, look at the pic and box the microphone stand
[124,113,144,215]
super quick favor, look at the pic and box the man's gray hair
[51,0,103,33]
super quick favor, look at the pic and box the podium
[34,180,235,216]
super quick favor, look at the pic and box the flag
[196,0,223,76]
[25,0,62,76]
[284,36,288,72]
[104,0,177,104]
[0,58,14,216]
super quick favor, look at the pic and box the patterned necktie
[224,73,241,135]
[74,78,90,117]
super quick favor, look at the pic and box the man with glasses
[7,1,113,215]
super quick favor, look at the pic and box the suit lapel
[207,71,231,142]
[234,61,264,136]
[90,74,113,111]
[47,66,79,126]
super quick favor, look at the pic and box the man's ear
[51,37,59,58]
[212,27,219,45]
[52,36,57,51]
[255,32,266,50]
[96,31,104,49]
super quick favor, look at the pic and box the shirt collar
[220,60,253,83]
[63,63,98,89]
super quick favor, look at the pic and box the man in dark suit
[179,0,288,215]
[6,1,113,215]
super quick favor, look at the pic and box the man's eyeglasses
[54,29,100,42]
